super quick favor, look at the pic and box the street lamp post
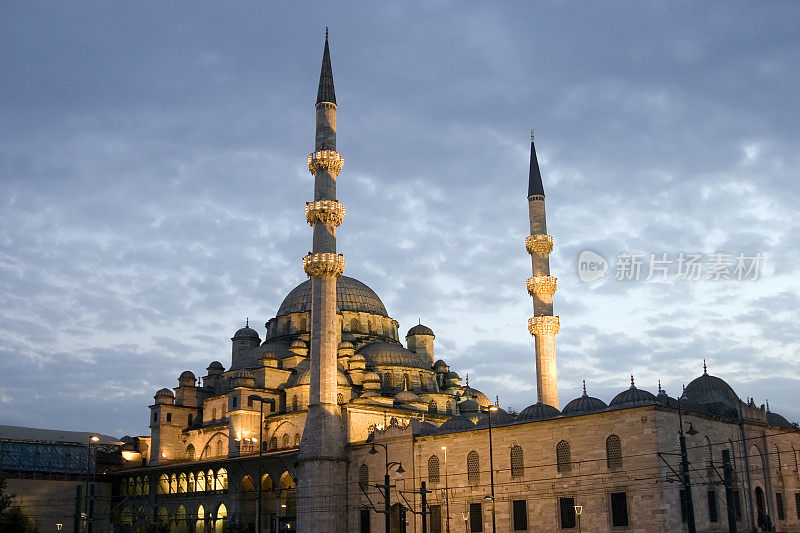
[249,395,275,533]
[441,446,450,533]
[483,406,498,533]
[678,398,698,533]
[86,435,99,533]
[370,442,404,533]
[574,505,582,533]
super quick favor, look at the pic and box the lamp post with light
[678,398,698,533]
[574,505,582,533]
[441,446,450,533]
[369,442,404,533]
[249,395,276,533]
[86,435,99,533]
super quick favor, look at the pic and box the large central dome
[276,276,389,317]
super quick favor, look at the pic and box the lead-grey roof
[276,276,389,317]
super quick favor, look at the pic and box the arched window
[212,408,217,420]
[221,404,226,418]
[446,402,453,415]
[606,435,622,469]
[269,437,278,450]
[350,318,360,333]
[428,455,440,483]
[774,444,782,473]
[383,373,392,389]
[705,437,714,476]
[428,400,437,413]
[282,434,290,448]
[359,464,369,491]
[294,434,300,447]
[337,393,345,405]
[511,445,524,477]
[467,451,480,483]
[185,444,196,460]
[793,447,798,473]
[556,440,571,473]
[292,395,298,412]
[216,440,223,456]
[300,317,307,331]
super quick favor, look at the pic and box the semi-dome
[437,415,476,433]
[562,382,608,416]
[519,402,562,421]
[394,390,423,405]
[407,323,434,337]
[458,399,480,413]
[609,376,657,409]
[766,408,793,428]
[682,365,740,411]
[416,421,439,436]
[356,342,430,369]
[460,384,491,408]
[477,407,516,426]
[276,276,389,317]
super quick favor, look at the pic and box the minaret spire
[525,131,560,408]
[297,34,347,533]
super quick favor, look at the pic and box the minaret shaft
[526,137,559,408]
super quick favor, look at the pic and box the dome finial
[530,129,535,141]
[465,373,469,387]
[630,374,635,388]
[582,379,587,395]
[325,26,329,40]
[495,395,500,407]
[246,317,249,328]
[703,359,707,374]
[766,399,770,412]
[658,379,662,393]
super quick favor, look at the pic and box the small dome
[682,365,740,411]
[609,375,657,409]
[766,409,793,428]
[179,370,196,382]
[444,371,460,380]
[233,325,260,339]
[476,407,516,426]
[562,382,608,416]
[207,361,224,373]
[290,339,307,349]
[460,385,491,408]
[339,341,354,349]
[394,390,423,405]
[155,388,174,397]
[656,382,678,408]
[519,402,562,421]
[459,399,479,413]
[407,324,434,337]
[416,421,439,436]
[433,360,449,371]
[437,415,476,433]
[363,371,381,382]
[350,353,366,363]
[356,342,430,370]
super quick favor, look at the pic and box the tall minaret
[296,33,347,532]
[525,132,560,408]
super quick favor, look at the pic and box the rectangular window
[559,497,576,529]
[469,503,482,532]
[776,492,785,521]
[513,499,528,531]
[707,491,718,523]
[166,412,171,423]
[733,491,742,521]
[152,411,157,423]
[610,492,629,527]
[188,413,193,426]
[430,505,442,533]
[232,397,237,408]
[248,397,254,407]
[359,509,370,533]
[680,490,688,523]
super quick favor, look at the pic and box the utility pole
[678,400,697,533]
[722,450,737,533]
[420,481,430,533]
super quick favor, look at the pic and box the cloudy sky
[2,2,799,438]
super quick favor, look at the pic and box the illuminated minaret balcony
[302,252,345,278]
[305,200,345,227]
[308,150,344,177]
[526,275,557,302]
[528,315,560,336]
[525,234,554,255]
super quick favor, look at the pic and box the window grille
[359,464,369,491]
[795,493,800,520]
[776,492,785,521]
[606,435,622,469]
[733,491,742,521]
[707,490,718,523]
[511,445,524,477]
[610,492,628,527]
[337,393,345,404]
[512,500,528,531]
[282,434,289,448]
[467,451,480,483]
[428,400,437,413]
[429,505,442,533]
[559,497,575,528]
[469,503,482,532]
[428,455,440,483]
[556,441,571,473]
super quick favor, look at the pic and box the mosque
[110,37,800,533]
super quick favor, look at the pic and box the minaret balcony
[305,200,345,227]
[302,252,345,277]
[308,150,344,177]
[527,276,557,299]
[528,315,560,336]
[525,234,554,255]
